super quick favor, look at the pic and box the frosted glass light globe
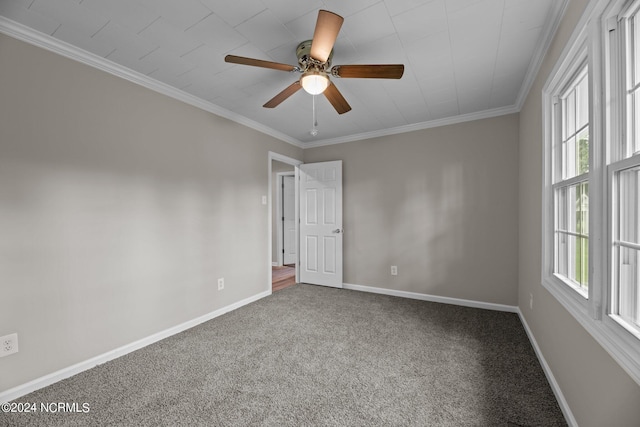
[301,71,329,95]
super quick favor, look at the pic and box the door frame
[275,171,296,267]
[268,152,303,293]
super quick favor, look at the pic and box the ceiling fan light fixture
[301,70,329,95]
[225,10,403,114]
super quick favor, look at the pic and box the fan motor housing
[296,40,333,69]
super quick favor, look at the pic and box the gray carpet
[2,285,566,426]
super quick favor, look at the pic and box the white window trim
[542,33,591,308]
[542,0,640,387]
[553,62,591,297]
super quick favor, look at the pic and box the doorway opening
[268,152,302,293]
[273,171,296,292]
[267,153,344,292]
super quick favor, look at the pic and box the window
[609,3,640,339]
[542,0,640,387]
[612,165,640,336]
[554,66,590,296]
[543,40,591,307]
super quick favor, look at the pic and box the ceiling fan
[224,10,405,114]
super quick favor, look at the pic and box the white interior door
[282,175,296,265]
[299,160,343,288]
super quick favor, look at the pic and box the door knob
[333,228,343,233]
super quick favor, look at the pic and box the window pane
[577,127,589,175]
[577,182,589,235]
[555,182,589,292]
[633,91,640,156]
[575,235,589,290]
[634,16,640,86]
[577,76,589,129]
[558,182,589,235]
[630,17,640,157]
[563,136,576,178]
[616,246,640,329]
[556,233,589,291]
[619,166,640,245]
[557,186,567,230]
[564,91,576,140]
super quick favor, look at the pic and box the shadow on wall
[341,137,516,303]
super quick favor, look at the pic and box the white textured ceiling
[0,0,563,147]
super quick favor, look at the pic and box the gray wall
[0,33,302,392]
[517,0,640,425]
[304,114,519,306]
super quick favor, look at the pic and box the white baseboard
[517,309,577,427]
[0,290,270,404]
[271,262,278,267]
[342,283,518,313]
[1,283,575,427]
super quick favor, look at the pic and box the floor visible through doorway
[272,265,296,292]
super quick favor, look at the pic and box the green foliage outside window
[575,134,589,289]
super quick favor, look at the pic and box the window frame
[608,156,640,341]
[542,0,640,387]
[543,36,592,313]
[605,0,640,351]
[552,62,591,298]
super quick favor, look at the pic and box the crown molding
[515,0,570,110]
[1,5,563,151]
[300,104,520,148]
[0,17,305,149]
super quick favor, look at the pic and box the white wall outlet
[217,278,224,290]
[261,195,267,205]
[391,265,398,276]
[1,333,19,357]
[530,293,534,310]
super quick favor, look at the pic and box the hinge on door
[282,249,285,253]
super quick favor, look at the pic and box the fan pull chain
[310,95,319,136]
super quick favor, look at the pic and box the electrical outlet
[217,278,224,290]
[1,333,18,357]
[529,293,534,310]
[391,265,398,276]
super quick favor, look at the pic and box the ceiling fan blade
[310,10,344,63]
[323,82,351,114]
[225,55,297,72]
[263,81,302,108]
[331,64,405,79]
